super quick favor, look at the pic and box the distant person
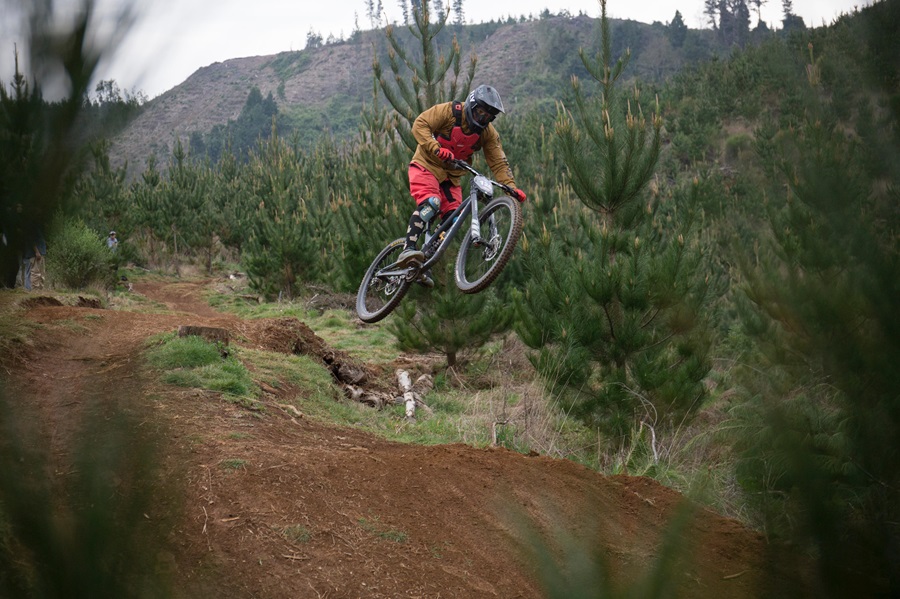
[21,227,46,292]
[107,230,118,251]
[396,84,526,287]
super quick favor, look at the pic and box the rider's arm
[412,103,453,157]
[480,126,516,189]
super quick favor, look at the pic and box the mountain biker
[397,84,527,286]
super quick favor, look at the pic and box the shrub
[45,218,115,290]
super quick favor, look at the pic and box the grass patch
[147,333,224,369]
[281,524,312,544]
[0,293,38,360]
[146,333,260,408]
[358,516,407,543]
[220,458,247,470]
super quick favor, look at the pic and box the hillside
[109,15,706,180]
[0,278,809,598]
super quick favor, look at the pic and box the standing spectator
[21,227,46,292]
[107,230,118,251]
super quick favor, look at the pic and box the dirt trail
[5,280,803,598]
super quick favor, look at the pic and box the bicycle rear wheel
[455,196,523,294]
[356,238,413,323]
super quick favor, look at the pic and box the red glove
[511,188,527,203]
[435,147,454,162]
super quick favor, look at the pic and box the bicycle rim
[356,239,412,323]
[455,196,522,294]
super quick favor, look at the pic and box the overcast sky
[1,0,871,99]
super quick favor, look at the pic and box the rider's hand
[511,188,527,203]
[435,147,454,162]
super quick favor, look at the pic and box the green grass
[281,524,312,543]
[358,516,407,543]
[220,458,247,470]
[147,333,224,369]
[146,333,260,408]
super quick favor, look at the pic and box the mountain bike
[356,159,524,324]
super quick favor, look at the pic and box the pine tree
[718,0,734,44]
[781,0,806,30]
[334,80,412,289]
[372,0,475,150]
[749,0,768,25]
[452,0,465,26]
[69,140,129,241]
[733,0,751,46]
[668,10,688,48]
[516,0,712,437]
[130,155,166,267]
[160,139,208,275]
[241,129,331,299]
[390,285,512,369]
[359,2,510,368]
[397,0,410,24]
[703,0,719,29]
[213,142,252,255]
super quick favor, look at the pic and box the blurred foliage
[1,3,175,599]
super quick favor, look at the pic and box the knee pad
[418,196,441,223]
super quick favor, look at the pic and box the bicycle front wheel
[455,196,523,294]
[356,238,413,323]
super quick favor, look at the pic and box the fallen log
[395,370,434,420]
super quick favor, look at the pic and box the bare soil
[4,279,807,598]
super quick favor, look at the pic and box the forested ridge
[1,0,898,596]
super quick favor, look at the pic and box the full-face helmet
[464,84,504,133]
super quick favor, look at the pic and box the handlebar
[447,159,515,196]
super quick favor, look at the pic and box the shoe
[416,271,435,288]
[397,248,424,268]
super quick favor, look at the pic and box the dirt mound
[1,279,809,598]
[76,296,103,308]
[18,295,64,309]
[239,316,379,390]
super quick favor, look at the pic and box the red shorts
[408,162,462,215]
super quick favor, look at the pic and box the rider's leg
[398,205,429,267]
[401,164,444,267]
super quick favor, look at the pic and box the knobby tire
[455,196,523,294]
[356,238,413,323]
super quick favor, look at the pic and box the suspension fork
[469,193,482,244]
